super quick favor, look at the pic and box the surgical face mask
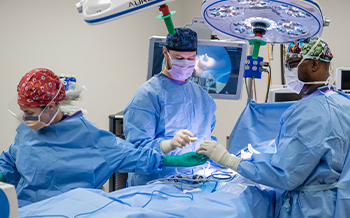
[284,65,305,94]
[166,51,196,80]
[24,107,60,130]
[23,82,63,130]
[284,38,332,94]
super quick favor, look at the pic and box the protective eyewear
[8,82,63,122]
[285,60,302,71]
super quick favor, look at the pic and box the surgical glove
[164,152,209,167]
[0,173,6,182]
[160,130,198,154]
[196,141,242,171]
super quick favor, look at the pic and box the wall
[0,0,349,154]
[0,0,183,152]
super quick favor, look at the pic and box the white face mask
[166,51,196,80]
[284,67,305,94]
[284,38,333,94]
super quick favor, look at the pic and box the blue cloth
[229,100,295,154]
[236,87,350,217]
[165,28,197,52]
[18,182,273,218]
[124,75,217,185]
[0,111,164,203]
[334,141,350,218]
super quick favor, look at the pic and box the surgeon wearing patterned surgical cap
[123,28,217,186]
[0,68,208,203]
[196,38,350,217]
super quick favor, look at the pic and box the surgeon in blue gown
[197,37,350,217]
[124,28,217,186]
[0,68,208,203]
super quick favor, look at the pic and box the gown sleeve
[237,98,332,190]
[0,134,21,186]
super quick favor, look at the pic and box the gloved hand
[164,152,209,167]
[160,130,198,154]
[0,173,6,182]
[196,141,242,171]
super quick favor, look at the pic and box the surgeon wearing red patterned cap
[0,68,208,203]
[17,68,66,130]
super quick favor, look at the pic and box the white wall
[0,0,349,153]
[0,0,183,152]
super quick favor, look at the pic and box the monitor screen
[147,36,247,100]
[341,70,350,90]
[274,93,303,102]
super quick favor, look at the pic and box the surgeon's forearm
[0,173,6,182]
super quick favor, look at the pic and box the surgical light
[76,0,175,25]
[201,0,328,44]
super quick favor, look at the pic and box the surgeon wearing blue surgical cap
[197,38,350,217]
[123,28,217,186]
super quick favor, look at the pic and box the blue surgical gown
[124,74,217,185]
[237,87,350,217]
[0,111,164,203]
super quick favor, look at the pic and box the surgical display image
[151,42,242,95]
[190,46,242,94]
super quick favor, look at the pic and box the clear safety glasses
[8,82,63,122]
[285,59,302,71]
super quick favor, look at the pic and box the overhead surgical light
[201,0,330,101]
[202,0,329,44]
[76,0,176,31]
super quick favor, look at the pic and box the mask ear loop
[165,51,173,72]
[327,62,335,89]
[39,82,63,125]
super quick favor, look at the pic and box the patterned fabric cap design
[165,28,197,52]
[17,68,66,107]
[286,37,333,62]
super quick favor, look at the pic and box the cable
[74,201,114,218]
[265,65,272,102]
[264,64,272,102]
[280,44,285,85]
[211,172,232,180]
[253,78,257,102]
[244,77,250,101]
[23,216,69,218]
[265,43,272,102]
[142,190,194,208]
[147,177,209,185]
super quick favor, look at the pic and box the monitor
[147,36,247,100]
[336,67,350,95]
[268,85,303,102]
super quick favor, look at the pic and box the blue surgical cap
[165,28,197,52]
